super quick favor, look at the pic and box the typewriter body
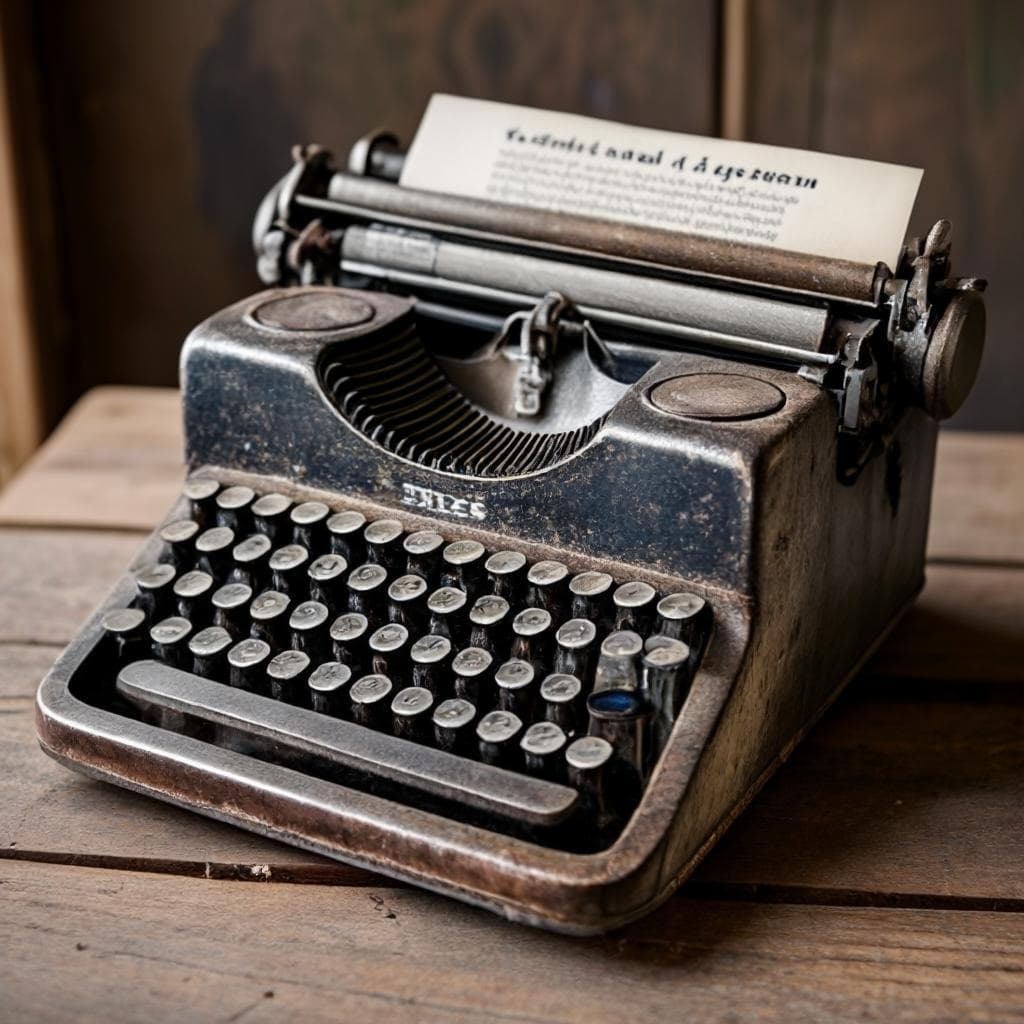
[36,124,985,933]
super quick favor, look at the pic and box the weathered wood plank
[2,859,1022,1024]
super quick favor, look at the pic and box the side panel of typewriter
[36,285,937,933]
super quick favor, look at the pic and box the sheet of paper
[400,95,922,269]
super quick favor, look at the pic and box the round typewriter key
[227,637,272,691]
[569,571,614,621]
[540,672,585,735]
[409,633,452,694]
[554,617,599,683]
[485,550,527,602]
[655,592,709,647]
[249,589,291,645]
[368,622,410,678]
[173,569,214,619]
[476,709,524,767]
[307,661,352,715]
[289,600,330,660]
[527,560,570,616]
[510,607,553,669]
[364,518,404,570]
[149,615,193,667]
[595,629,643,692]
[327,510,367,563]
[189,625,232,679]
[612,580,657,633]
[290,500,330,549]
[307,552,348,607]
[349,673,393,727]
[565,735,615,829]
[231,533,272,588]
[586,688,652,785]
[390,685,434,741]
[329,611,370,669]
[346,562,389,617]
[404,530,445,581]
[441,539,486,596]
[432,697,477,753]
[215,485,256,533]
[387,573,429,631]
[160,518,200,569]
[101,607,147,662]
[133,563,176,618]
[451,646,494,703]
[211,581,253,634]
[642,638,692,747]
[269,543,310,595]
[251,492,292,544]
[494,658,536,719]
[426,586,468,645]
[182,477,220,526]
[468,594,512,656]
[195,526,235,578]
[520,721,568,780]
[266,649,312,704]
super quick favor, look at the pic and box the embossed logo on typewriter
[401,482,486,521]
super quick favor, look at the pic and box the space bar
[116,660,578,828]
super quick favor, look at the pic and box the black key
[227,637,272,692]
[266,649,312,704]
[133,563,176,619]
[539,672,585,736]
[642,638,692,749]
[159,518,199,569]
[327,510,367,564]
[494,658,536,719]
[182,477,220,527]
[363,518,404,570]
[289,600,330,660]
[195,526,235,578]
[655,592,710,649]
[403,529,445,581]
[586,688,652,786]
[101,607,148,662]
[441,539,486,596]
[520,722,568,780]
[432,697,477,753]
[230,533,272,588]
[149,615,193,668]
[390,685,434,742]
[214,485,256,534]
[485,550,527,603]
[565,735,614,829]
[251,492,292,544]
[211,581,254,636]
[189,625,232,680]
[368,622,411,678]
[527,560,569,617]
[307,661,353,715]
[290,500,330,550]
[329,611,370,670]
[346,563,389,617]
[386,573,429,632]
[426,586,468,645]
[409,634,452,695]
[349,673,393,728]
[553,617,599,683]
[568,571,614,622]
[249,590,291,646]
[612,580,657,634]
[451,646,494,704]
[307,553,348,608]
[468,594,512,657]
[269,543,310,594]
[476,709,524,768]
[594,630,643,692]
[510,607,554,670]
[173,569,214,620]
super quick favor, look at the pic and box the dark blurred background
[0,0,1021,482]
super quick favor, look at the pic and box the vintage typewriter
[36,117,986,933]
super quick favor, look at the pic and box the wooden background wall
[0,0,1020,480]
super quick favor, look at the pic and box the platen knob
[921,288,986,420]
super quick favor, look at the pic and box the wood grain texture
[3,859,1023,1024]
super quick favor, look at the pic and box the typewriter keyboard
[94,478,710,849]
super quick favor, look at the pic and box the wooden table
[1,387,1022,1023]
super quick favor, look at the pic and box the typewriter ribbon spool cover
[36,96,986,933]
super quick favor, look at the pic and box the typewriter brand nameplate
[401,95,922,269]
